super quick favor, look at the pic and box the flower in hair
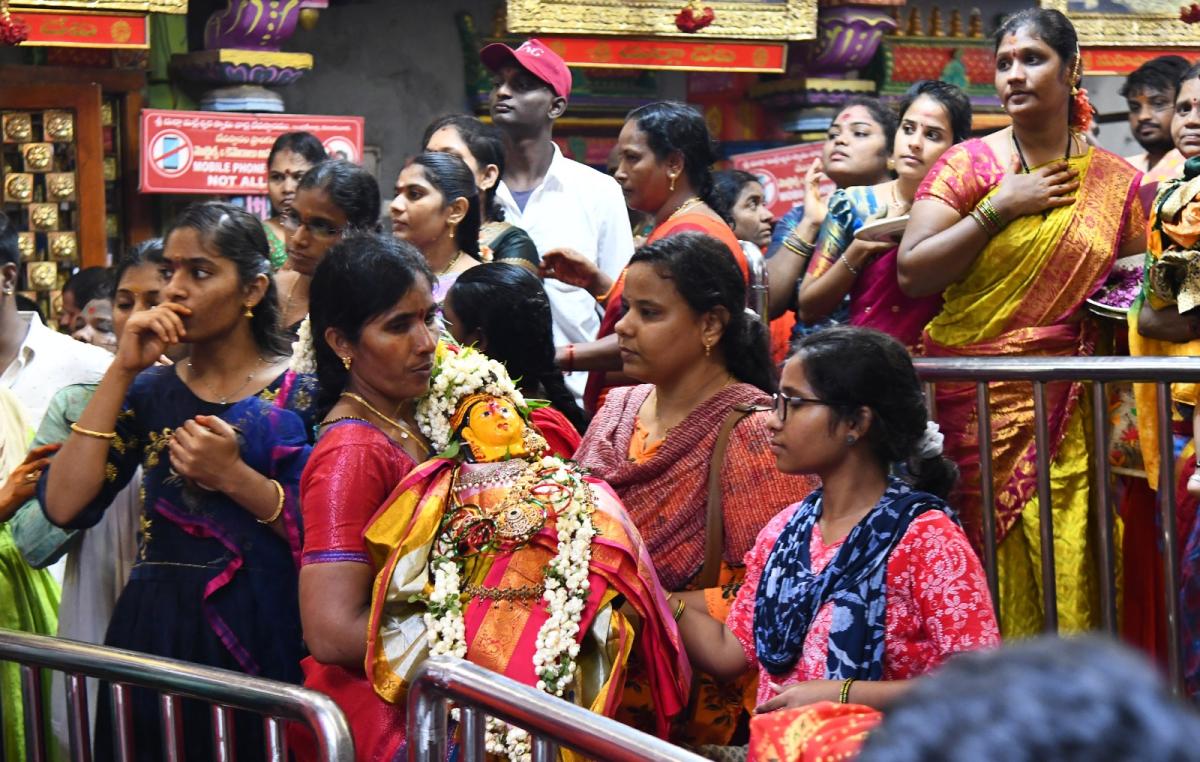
[289,315,317,374]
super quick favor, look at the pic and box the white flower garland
[415,343,526,453]
[289,315,317,374]
[431,456,596,762]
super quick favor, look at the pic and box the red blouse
[727,505,1000,707]
[300,420,417,566]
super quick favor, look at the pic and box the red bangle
[563,344,575,373]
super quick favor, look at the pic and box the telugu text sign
[140,110,364,195]
[731,142,829,219]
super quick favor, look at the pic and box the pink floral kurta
[727,504,1000,706]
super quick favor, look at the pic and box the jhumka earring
[703,340,712,357]
[243,304,254,319]
[341,356,353,371]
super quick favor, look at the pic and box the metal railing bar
[111,683,135,762]
[912,356,1200,382]
[0,629,351,762]
[408,658,707,762]
[212,705,235,762]
[264,717,285,762]
[408,692,448,762]
[1089,380,1118,633]
[67,673,91,762]
[531,736,557,762]
[460,706,485,762]
[1157,381,1184,696]
[1032,382,1059,633]
[160,694,184,762]
[975,381,1000,621]
[21,664,46,762]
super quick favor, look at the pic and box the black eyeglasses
[279,210,344,239]
[772,392,828,422]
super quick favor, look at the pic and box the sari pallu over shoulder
[916,142,1142,547]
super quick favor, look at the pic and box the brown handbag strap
[696,403,757,590]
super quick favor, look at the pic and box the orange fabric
[628,416,663,464]
[748,701,881,762]
[770,313,797,364]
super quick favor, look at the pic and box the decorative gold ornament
[43,111,74,143]
[28,204,58,232]
[106,215,120,238]
[103,157,118,182]
[23,143,54,172]
[2,113,32,143]
[48,233,77,262]
[27,261,59,292]
[3,173,33,203]
[100,102,114,128]
[46,173,75,202]
[16,233,35,262]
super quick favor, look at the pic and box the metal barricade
[740,240,770,325]
[912,355,1200,695]
[0,629,353,762]
[408,656,707,762]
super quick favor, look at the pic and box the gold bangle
[69,422,117,440]
[258,479,285,525]
[783,237,815,257]
[839,677,855,704]
[672,597,686,621]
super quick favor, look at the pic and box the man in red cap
[480,38,634,403]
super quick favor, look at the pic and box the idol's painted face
[465,397,524,447]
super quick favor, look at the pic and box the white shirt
[0,311,111,429]
[496,143,634,399]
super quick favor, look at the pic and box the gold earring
[704,340,712,357]
[669,173,677,192]
[341,356,352,371]
[887,157,895,171]
[448,222,457,240]
[243,304,254,319]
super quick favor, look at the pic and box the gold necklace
[888,181,910,213]
[187,356,265,404]
[666,196,703,221]
[438,251,464,276]
[282,273,304,324]
[339,392,426,446]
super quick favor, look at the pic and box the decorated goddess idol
[362,342,689,758]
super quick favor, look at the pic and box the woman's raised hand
[540,247,613,299]
[799,158,832,228]
[116,303,190,374]
[990,152,1079,222]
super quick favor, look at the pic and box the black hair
[407,152,483,260]
[422,114,508,223]
[995,9,1080,125]
[112,240,165,300]
[15,295,41,321]
[835,97,899,156]
[64,267,115,309]
[0,211,17,268]
[1121,55,1191,99]
[266,131,327,170]
[1178,61,1200,94]
[626,101,720,206]
[446,263,586,433]
[629,231,775,394]
[708,170,761,226]
[112,238,165,299]
[793,326,957,497]
[308,233,434,415]
[296,159,382,232]
[165,202,291,358]
[858,636,1200,762]
[898,80,974,145]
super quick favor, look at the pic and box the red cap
[480,38,572,100]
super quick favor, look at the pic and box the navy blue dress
[41,367,318,762]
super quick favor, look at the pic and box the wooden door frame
[0,82,106,268]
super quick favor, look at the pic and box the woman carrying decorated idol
[42,202,316,762]
[896,8,1145,637]
[675,326,998,761]
[797,81,971,351]
[574,231,819,747]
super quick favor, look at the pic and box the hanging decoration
[1184,4,1200,23]
[675,1,715,33]
[0,0,29,45]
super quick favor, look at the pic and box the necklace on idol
[339,391,427,446]
[666,195,703,221]
[186,356,265,405]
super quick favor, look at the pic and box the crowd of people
[5,6,1200,761]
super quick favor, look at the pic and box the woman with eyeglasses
[574,231,818,746]
[275,160,382,335]
[672,326,997,760]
